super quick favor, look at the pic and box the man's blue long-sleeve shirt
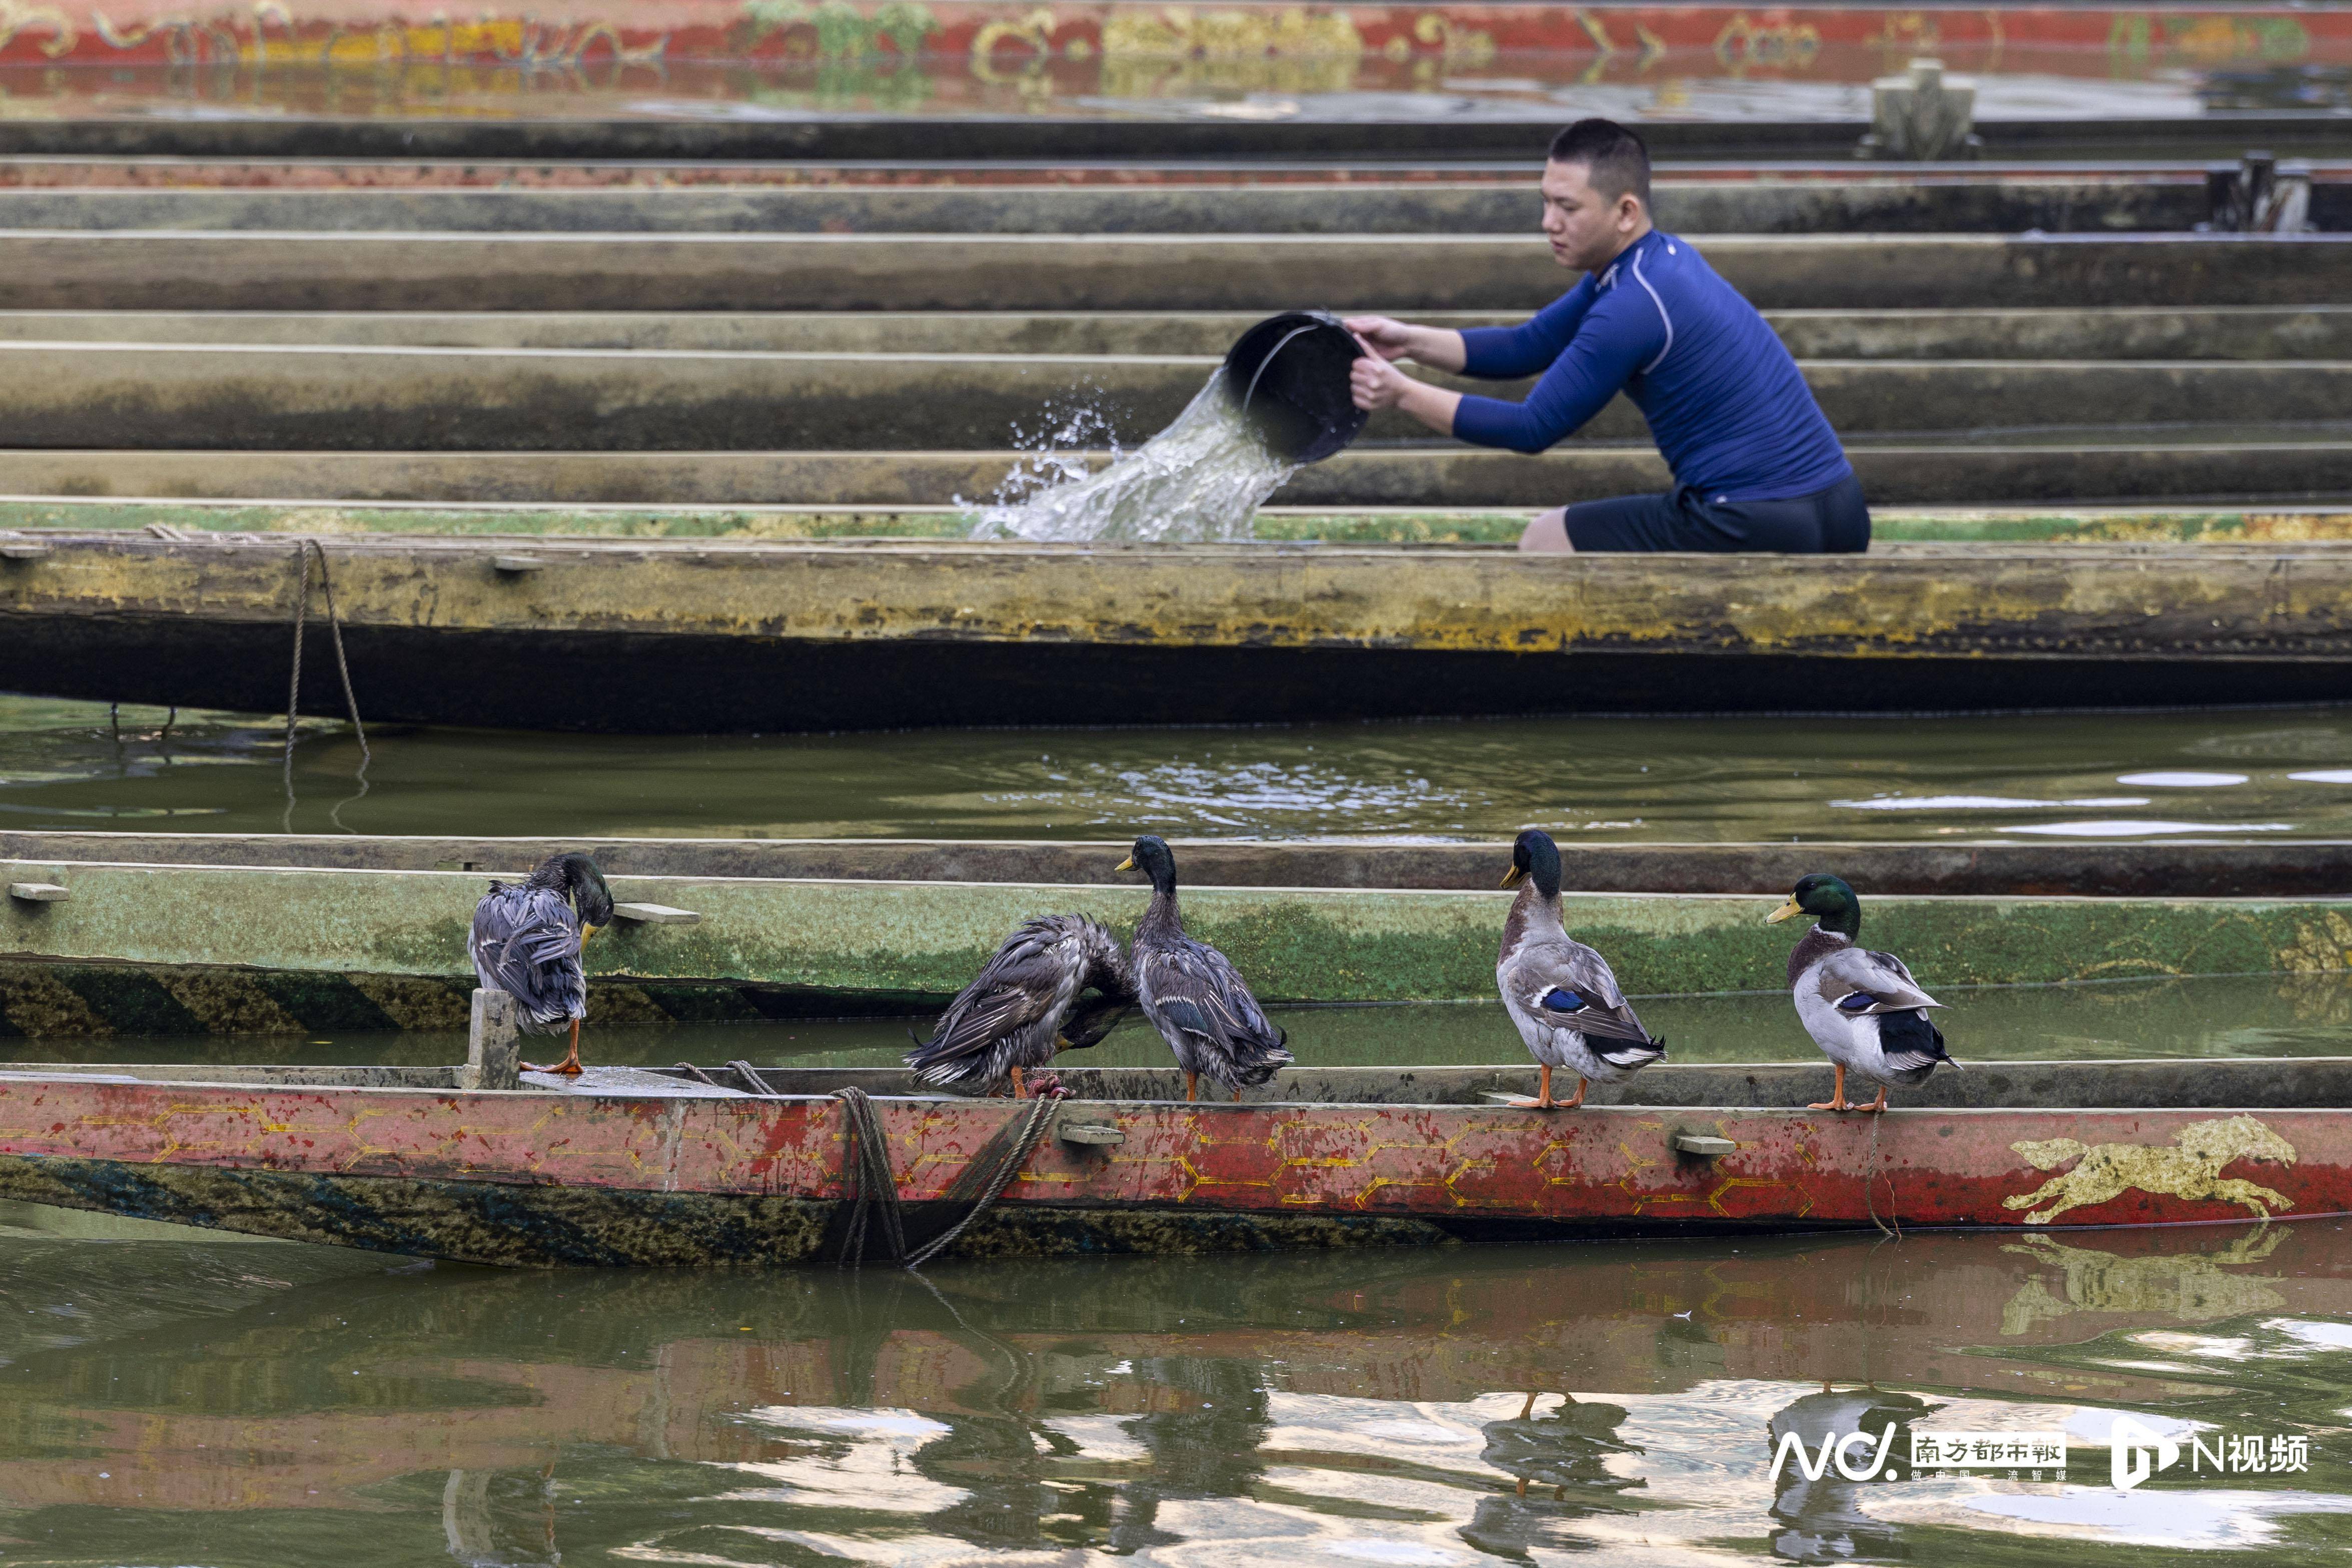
[1451,230,1851,502]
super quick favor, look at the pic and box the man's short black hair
[1547,118,1651,209]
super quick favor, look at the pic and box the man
[1347,118,1867,554]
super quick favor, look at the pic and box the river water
[9,696,2352,844]
[9,691,2352,1564]
[1,1209,2345,1566]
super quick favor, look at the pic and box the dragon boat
[0,1057,2338,1266]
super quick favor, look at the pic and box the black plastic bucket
[1220,310,1367,465]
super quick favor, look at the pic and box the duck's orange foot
[1808,1099,1851,1112]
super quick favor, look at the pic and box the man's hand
[1343,315,1416,363]
[1350,344,1414,411]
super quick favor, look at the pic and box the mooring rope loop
[819,1086,1058,1271]
[830,1086,910,1267]
[282,539,371,830]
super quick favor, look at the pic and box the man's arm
[1341,316,1467,374]
[1345,283,1594,381]
[1455,280,1598,379]
[1349,355,1462,436]
[1357,290,1661,450]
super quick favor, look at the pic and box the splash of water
[967,369,1298,544]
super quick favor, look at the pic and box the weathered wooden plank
[7,531,2352,725]
[0,444,2338,510]
[0,233,2330,311]
[0,343,2327,449]
[10,829,2352,900]
[10,531,2345,657]
[4,857,2352,1006]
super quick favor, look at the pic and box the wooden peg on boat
[463,987,522,1092]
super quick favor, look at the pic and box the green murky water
[12,694,2352,1566]
[8,695,2352,844]
[15,973,2352,1072]
[0,1211,2346,1565]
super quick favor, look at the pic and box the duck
[1496,829,1666,1109]
[468,851,614,1076]
[1766,873,1959,1113]
[1118,834,1291,1103]
[905,915,1135,1099]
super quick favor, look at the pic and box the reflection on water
[1999,1229,2292,1337]
[8,695,2352,845]
[15,973,2352,1072]
[0,1216,2346,1565]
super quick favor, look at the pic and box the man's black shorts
[1562,472,1870,553]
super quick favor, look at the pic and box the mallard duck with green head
[1497,829,1666,1109]
[468,851,614,1076]
[905,915,1135,1099]
[1118,835,1292,1103]
[1766,873,1959,1113]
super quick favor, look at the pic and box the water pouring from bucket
[967,311,1366,544]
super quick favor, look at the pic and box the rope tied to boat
[281,538,371,830]
[829,1086,911,1266]
[1864,1110,1900,1241]
[818,1084,1058,1270]
[902,1093,1059,1269]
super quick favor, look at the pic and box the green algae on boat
[5,857,2352,1033]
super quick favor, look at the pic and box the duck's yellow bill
[580,924,600,944]
[1114,856,1135,873]
[1498,866,1525,888]
[1764,899,1803,924]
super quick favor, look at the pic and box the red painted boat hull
[0,1068,2337,1263]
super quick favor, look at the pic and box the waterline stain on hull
[0,1157,1457,1266]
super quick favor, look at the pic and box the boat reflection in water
[0,1208,2348,1564]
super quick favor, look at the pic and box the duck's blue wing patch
[1153,995,1219,1038]
[1540,988,1588,1014]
